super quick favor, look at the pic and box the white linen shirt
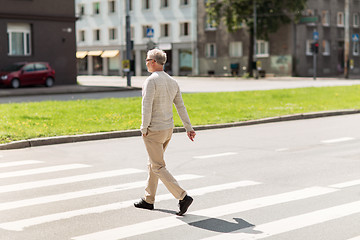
[140,71,193,134]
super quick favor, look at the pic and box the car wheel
[11,79,20,89]
[45,77,54,87]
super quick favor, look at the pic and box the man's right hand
[187,131,196,141]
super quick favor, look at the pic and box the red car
[0,62,55,88]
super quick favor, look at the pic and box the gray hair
[147,49,167,65]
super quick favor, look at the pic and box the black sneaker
[177,195,193,216]
[134,199,154,210]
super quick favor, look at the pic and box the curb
[1,109,359,150]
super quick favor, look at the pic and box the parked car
[0,62,55,88]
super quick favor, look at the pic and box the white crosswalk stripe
[0,160,43,168]
[0,164,91,179]
[0,168,144,193]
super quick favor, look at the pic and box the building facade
[0,0,77,85]
[197,0,360,77]
[76,0,198,76]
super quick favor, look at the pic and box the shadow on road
[155,209,261,234]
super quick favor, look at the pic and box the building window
[229,41,242,57]
[7,23,31,56]
[79,30,86,42]
[306,40,313,55]
[353,41,359,56]
[337,12,344,27]
[78,4,85,16]
[205,14,216,30]
[93,2,100,14]
[322,11,330,26]
[180,22,190,36]
[129,0,133,11]
[109,28,117,40]
[354,13,359,27]
[109,0,116,13]
[180,0,189,6]
[161,0,169,8]
[94,29,100,41]
[205,43,216,58]
[143,0,150,9]
[322,40,330,56]
[142,25,152,38]
[256,40,269,57]
[161,24,170,37]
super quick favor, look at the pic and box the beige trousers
[142,128,187,204]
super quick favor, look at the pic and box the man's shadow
[155,209,262,234]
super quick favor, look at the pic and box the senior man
[134,49,196,216]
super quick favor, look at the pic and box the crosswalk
[0,158,359,240]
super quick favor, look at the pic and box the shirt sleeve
[173,85,194,132]
[140,78,155,134]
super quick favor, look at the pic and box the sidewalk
[1,75,360,97]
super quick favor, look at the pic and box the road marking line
[201,200,360,240]
[347,236,360,240]
[0,160,43,168]
[321,137,355,144]
[0,164,91,179]
[0,174,203,211]
[193,152,238,159]
[0,180,257,231]
[0,168,145,194]
[329,179,360,189]
[70,186,337,240]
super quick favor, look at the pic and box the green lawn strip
[0,85,359,144]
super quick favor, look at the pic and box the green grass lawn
[1,85,360,144]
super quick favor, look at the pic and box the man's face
[146,56,155,73]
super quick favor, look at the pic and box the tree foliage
[206,0,307,39]
[206,0,308,76]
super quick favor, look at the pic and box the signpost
[312,30,319,80]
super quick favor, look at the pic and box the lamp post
[253,0,258,79]
[125,0,131,86]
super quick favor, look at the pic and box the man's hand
[187,131,196,141]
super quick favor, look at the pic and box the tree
[206,0,307,77]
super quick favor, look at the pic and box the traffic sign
[146,28,154,38]
[313,31,319,41]
[352,33,359,42]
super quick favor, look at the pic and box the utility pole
[125,0,131,86]
[253,0,258,79]
[344,0,350,78]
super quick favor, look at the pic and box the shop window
[179,49,192,72]
[7,23,31,56]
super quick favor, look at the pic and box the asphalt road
[0,114,359,240]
